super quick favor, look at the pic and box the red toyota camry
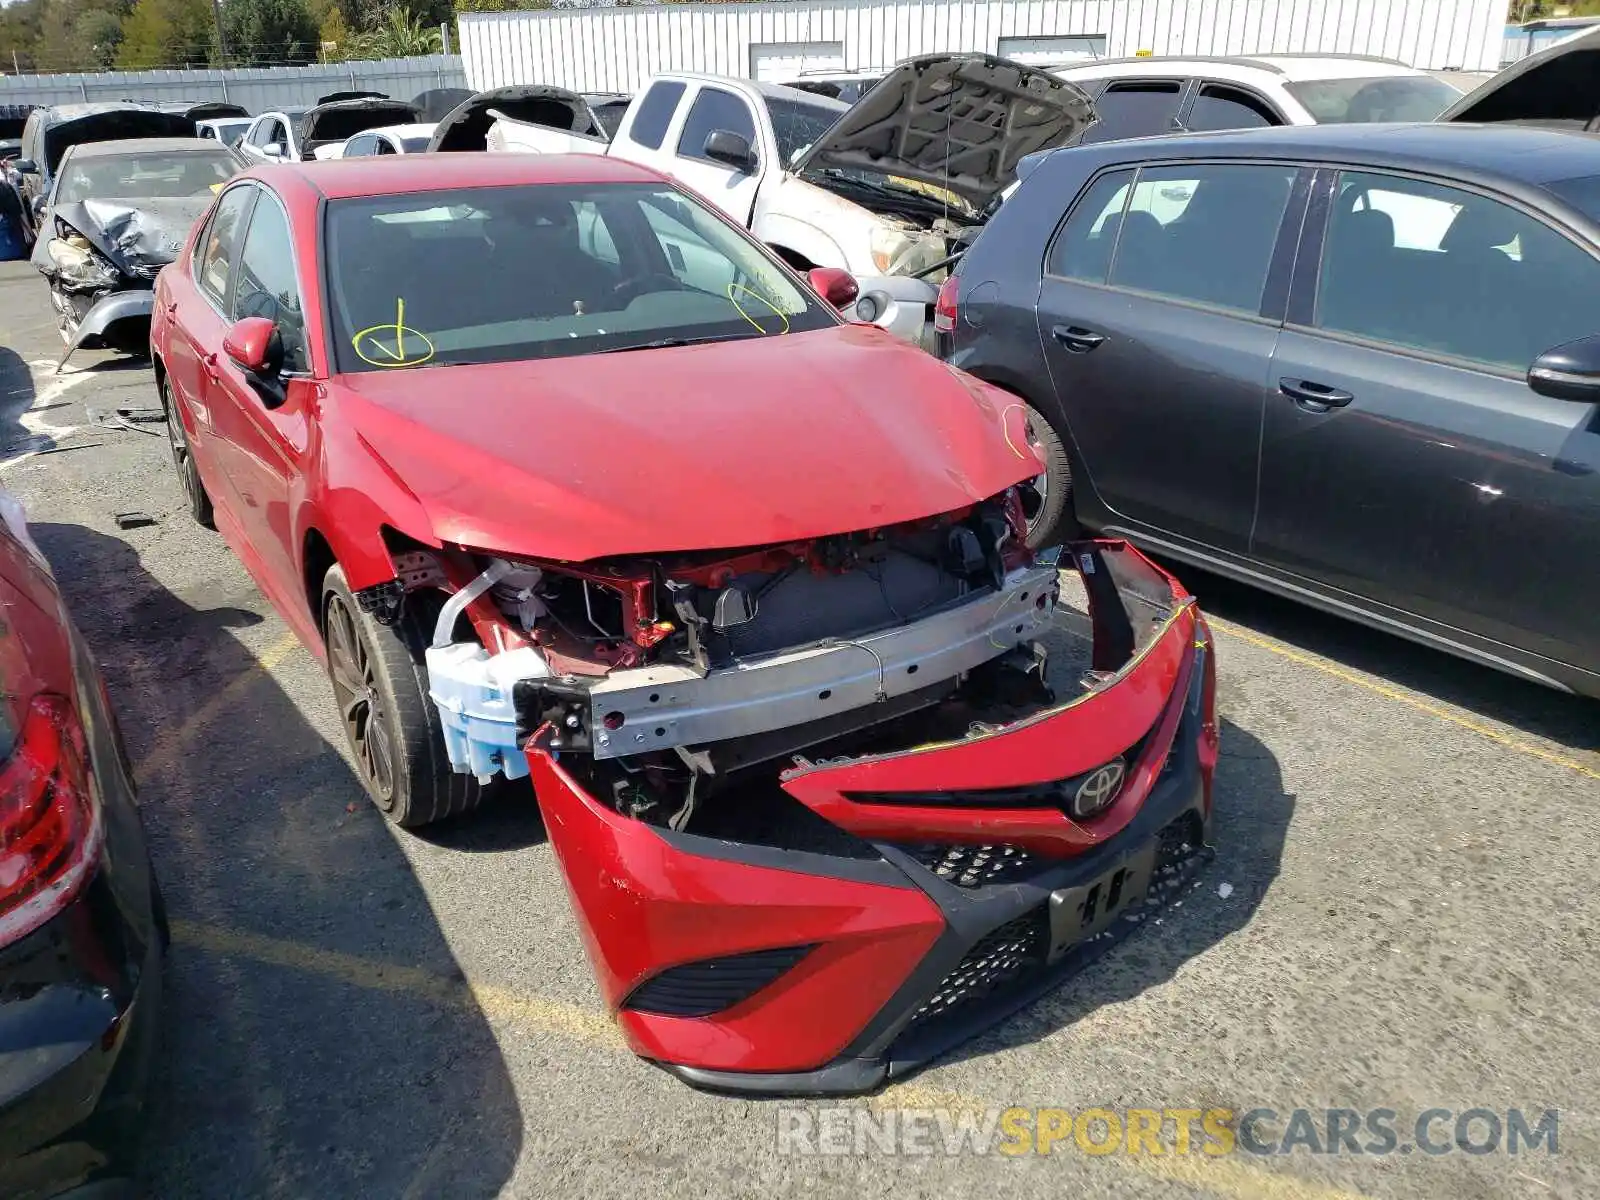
[150,153,1219,1094]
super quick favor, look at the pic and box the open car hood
[43,109,195,175]
[300,98,419,154]
[427,85,603,153]
[1439,26,1600,126]
[792,53,1096,210]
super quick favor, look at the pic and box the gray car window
[1316,170,1600,371]
[1186,84,1280,131]
[232,193,308,372]
[628,81,686,151]
[1045,169,1135,282]
[676,87,758,164]
[1080,81,1184,144]
[1105,163,1296,314]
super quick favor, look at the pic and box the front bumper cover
[527,541,1219,1096]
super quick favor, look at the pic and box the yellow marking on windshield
[726,283,790,335]
[353,296,435,367]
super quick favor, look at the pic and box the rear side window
[676,87,758,164]
[1081,81,1184,144]
[1185,84,1280,131]
[628,81,686,150]
[1106,163,1297,314]
[1046,169,1135,282]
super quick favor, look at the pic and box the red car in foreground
[150,153,1219,1094]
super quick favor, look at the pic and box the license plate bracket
[1046,844,1158,962]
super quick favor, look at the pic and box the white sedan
[336,123,438,157]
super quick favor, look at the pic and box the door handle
[1279,378,1354,412]
[1051,324,1106,353]
[202,352,222,383]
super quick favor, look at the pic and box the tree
[346,5,440,58]
[0,0,48,72]
[117,0,215,68]
[220,0,319,66]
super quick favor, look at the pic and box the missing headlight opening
[410,493,1183,834]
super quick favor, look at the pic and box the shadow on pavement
[0,344,48,461]
[945,718,1291,1065]
[33,521,525,1198]
[1167,561,1598,755]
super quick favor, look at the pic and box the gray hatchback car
[940,122,1600,698]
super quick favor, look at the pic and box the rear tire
[322,566,489,828]
[1023,403,1075,551]
[162,374,213,529]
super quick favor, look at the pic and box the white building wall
[461,0,1511,94]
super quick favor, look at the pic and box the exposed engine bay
[368,489,1183,838]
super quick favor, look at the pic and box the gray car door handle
[1279,378,1354,412]
[1052,325,1106,353]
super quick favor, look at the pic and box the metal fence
[461,0,1512,94]
[0,55,467,112]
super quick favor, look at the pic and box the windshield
[1285,76,1462,123]
[324,182,836,373]
[207,119,252,146]
[765,94,848,165]
[55,149,239,202]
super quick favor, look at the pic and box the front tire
[1023,403,1074,551]
[162,374,214,529]
[322,566,489,827]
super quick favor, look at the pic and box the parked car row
[2,29,1596,1196]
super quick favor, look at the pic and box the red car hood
[334,324,1039,561]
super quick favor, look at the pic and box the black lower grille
[900,842,1037,888]
[624,944,815,1017]
[908,909,1050,1027]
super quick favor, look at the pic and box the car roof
[1057,54,1424,82]
[755,81,850,109]
[261,151,671,199]
[67,136,223,159]
[1062,121,1600,186]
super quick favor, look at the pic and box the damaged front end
[32,197,205,370]
[388,489,1218,1093]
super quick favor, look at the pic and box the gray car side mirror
[1528,334,1600,402]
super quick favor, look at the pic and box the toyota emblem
[1072,759,1126,819]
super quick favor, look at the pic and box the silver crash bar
[588,563,1059,759]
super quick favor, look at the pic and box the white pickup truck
[488,54,1094,334]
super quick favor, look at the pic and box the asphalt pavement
[1,260,1596,1200]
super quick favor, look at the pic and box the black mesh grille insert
[900,842,1037,888]
[908,908,1050,1028]
[623,944,816,1017]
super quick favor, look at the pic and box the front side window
[54,149,239,203]
[1081,81,1184,144]
[1105,163,1296,314]
[1315,170,1600,371]
[196,185,253,308]
[1284,76,1461,123]
[1186,84,1280,131]
[232,194,308,372]
[343,134,376,157]
[322,182,835,374]
[676,88,757,164]
[628,81,686,151]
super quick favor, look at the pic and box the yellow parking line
[133,630,304,780]
[1206,618,1599,782]
[174,919,1370,1200]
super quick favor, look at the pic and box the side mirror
[12,159,36,174]
[702,129,756,173]
[223,317,287,404]
[1528,334,1600,402]
[30,194,45,218]
[808,266,859,310]
[262,143,285,160]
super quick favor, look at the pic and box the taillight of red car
[933,275,959,334]
[0,693,103,945]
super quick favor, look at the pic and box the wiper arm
[599,333,764,354]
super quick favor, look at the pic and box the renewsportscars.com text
[775,1106,1559,1158]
